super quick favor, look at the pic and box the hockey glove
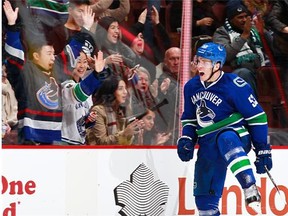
[177,136,194,162]
[254,145,272,174]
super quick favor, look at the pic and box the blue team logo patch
[233,77,247,87]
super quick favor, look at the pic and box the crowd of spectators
[2,0,288,145]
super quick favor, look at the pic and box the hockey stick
[265,166,280,194]
[265,166,287,205]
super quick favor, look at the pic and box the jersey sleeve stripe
[181,119,197,127]
[73,83,89,102]
[5,43,25,61]
[246,112,267,125]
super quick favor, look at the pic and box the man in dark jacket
[213,0,269,98]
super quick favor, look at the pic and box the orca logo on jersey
[36,77,59,109]
[233,77,247,87]
[196,100,215,127]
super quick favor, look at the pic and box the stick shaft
[265,166,288,206]
[265,166,280,194]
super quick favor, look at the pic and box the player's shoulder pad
[224,73,247,88]
[232,76,247,87]
[185,76,199,87]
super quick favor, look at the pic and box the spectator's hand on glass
[94,50,105,72]
[105,53,123,65]
[138,8,147,24]
[155,132,171,145]
[3,0,19,25]
[81,6,95,31]
[160,78,171,95]
[151,5,160,25]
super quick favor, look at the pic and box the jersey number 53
[248,94,258,108]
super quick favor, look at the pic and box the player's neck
[206,70,221,83]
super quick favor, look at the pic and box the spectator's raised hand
[151,5,159,25]
[94,50,105,72]
[242,16,252,39]
[138,8,147,24]
[160,78,171,95]
[3,0,18,25]
[150,79,158,98]
[82,6,95,31]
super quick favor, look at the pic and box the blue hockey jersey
[181,71,268,149]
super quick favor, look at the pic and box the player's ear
[215,62,221,71]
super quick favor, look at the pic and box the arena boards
[2,146,288,216]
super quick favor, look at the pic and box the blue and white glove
[177,136,194,162]
[254,145,272,174]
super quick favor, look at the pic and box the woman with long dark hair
[86,75,144,145]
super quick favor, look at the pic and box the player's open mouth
[199,72,205,76]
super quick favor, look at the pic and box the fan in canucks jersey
[3,0,97,145]
[177,42,272,216]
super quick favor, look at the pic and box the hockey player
[177,42,272,215]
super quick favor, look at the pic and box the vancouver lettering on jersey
[191,91,223,106]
